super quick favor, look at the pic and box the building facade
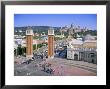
[67,35,97,64]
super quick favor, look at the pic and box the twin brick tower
[26,27,33,59]
[26,27,54,60]
[48,27,54,59]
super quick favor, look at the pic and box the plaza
[14,57,96,76]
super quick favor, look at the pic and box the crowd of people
[39,62,55,74]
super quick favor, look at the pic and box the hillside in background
[14,26,97,36]
[14,26,60,36]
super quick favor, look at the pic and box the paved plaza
[14,56,97,76]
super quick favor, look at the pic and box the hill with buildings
[14,26,60,36]
[14,25,97,37]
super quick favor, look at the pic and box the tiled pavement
[43,58,97,76]
[46,58,97,73]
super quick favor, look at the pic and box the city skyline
[14,14,97,30]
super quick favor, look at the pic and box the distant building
[74,26,81,33]
[55,34,65,38]
[84,34,96,40]
[41,32,46,36]
[67,34,97,64]
[34,32,39,37]
[41,36,48,40]
[14,38,37,47]
[60,24,90,35]
[83,27,88,32]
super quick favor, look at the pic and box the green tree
[33,44,37,50]
[17,45,23,55]
[22,47,26,54]
[37,43,43,49]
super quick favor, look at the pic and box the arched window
[74,54,78,60]
[89,53,95,58]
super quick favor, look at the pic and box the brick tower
[26,27,33,59]
[48,27,54,59]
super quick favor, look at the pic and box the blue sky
[14,14,97,30]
